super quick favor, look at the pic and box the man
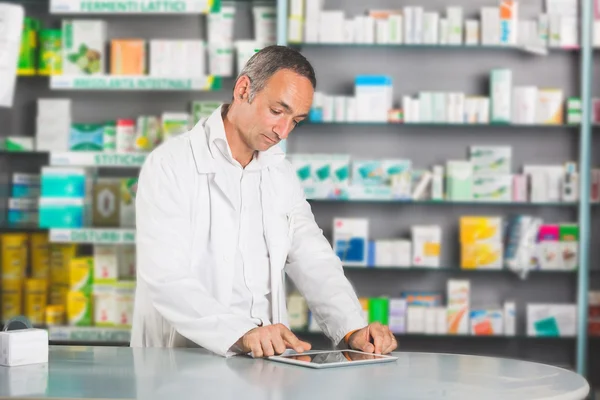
[131,45,397,358]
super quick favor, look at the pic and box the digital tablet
[268,350,398,369]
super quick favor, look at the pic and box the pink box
[538,224,560,241]
[512,175,528,202]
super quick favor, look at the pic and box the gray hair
[236,45,317,102]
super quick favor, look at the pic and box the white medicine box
[333,218,368,266]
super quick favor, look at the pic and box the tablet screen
[278,351,390,365]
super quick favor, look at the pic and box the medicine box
[527,304,576,337]
[92,179,120,227]
[11,173,40,198]
[69,257,93,294]
[490,69,512,123]
[446,161,473,201]
[460,216,503,244]
[333,218,368,267]
[537,89,564,125]
[354,75,393,122]
[470,310,503,335]
[41,167,87,198]
[411,225,441,267]
[39,198,88,229]
[94,245,118,283]
[461,242,503,270]
[472,175,513,202]
[67,290,92,326]
[62,20,107,75]
[93,283,116,327]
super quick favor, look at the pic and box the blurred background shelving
[1,0,599,397]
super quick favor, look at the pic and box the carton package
[447,279,470,335]
[93,283,115,327]
[62,20,106,75]
[93,245,118,283]
[110,39,146,75]
[469,146,512,175]
[470,310,503,335]
[92,179,120,227]
[446,161,473,201]
[69,257,93,294]
[69,124,104,151]
[67,290,92,326]
[460,216,503,244]
[333,218,368,267]
[411,225,441,267]
[120,178,138,228]
[527,304,576,337]
[537,89,564,124]
[461,242,503,269]
[490,69,512,123]
[472,175,513,202]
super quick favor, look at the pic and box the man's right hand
[236,323,311,357]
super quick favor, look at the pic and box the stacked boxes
[39,167,90,229]
[469,146,512,202]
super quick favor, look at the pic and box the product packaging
[62,19,106,75]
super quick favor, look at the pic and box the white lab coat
[130,107,366,357]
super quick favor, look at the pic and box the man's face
[234,69,313,152]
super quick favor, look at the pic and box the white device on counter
[0,318,49,367]
[268,350,397,369]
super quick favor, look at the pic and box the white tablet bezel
[268,350,398,369]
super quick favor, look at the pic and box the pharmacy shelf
[304,121,578,128]
[293,43,581,53]
[48,326,131,343]
[49,75,223,91]
[307,197,582,206]
[0,225,46,232]
[343,266,580,274]
[49,228,136,244]
[292,330,578,340]
[49,0,219,14]
[50,152,147,167]
[0,149,46,156]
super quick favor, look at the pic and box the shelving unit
[48,228,136,244]
[49,75,223,91]
[1,0,597,395]
[278,0,596,386]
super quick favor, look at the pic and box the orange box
[111,39,146,75]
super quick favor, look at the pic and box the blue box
[41,167,87,198]
[39,198,86,228]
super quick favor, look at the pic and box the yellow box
[50,244,78,286]
[1,279,23,323]
[24,279,48,326]
[461,242,503,270]
[31,233,50,279]
[50,284,69,306]
[67,290,92,326]
[46,305,65,326]
[69,257,94,293]
[459,216,502,244]
[1,233,28,279]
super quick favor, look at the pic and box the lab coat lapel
[189,108,237,211]
[211,172,237,211]
[260,168,290,325]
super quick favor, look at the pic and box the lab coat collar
[189,105,285,175]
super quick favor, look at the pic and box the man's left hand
[347,323,397,354]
